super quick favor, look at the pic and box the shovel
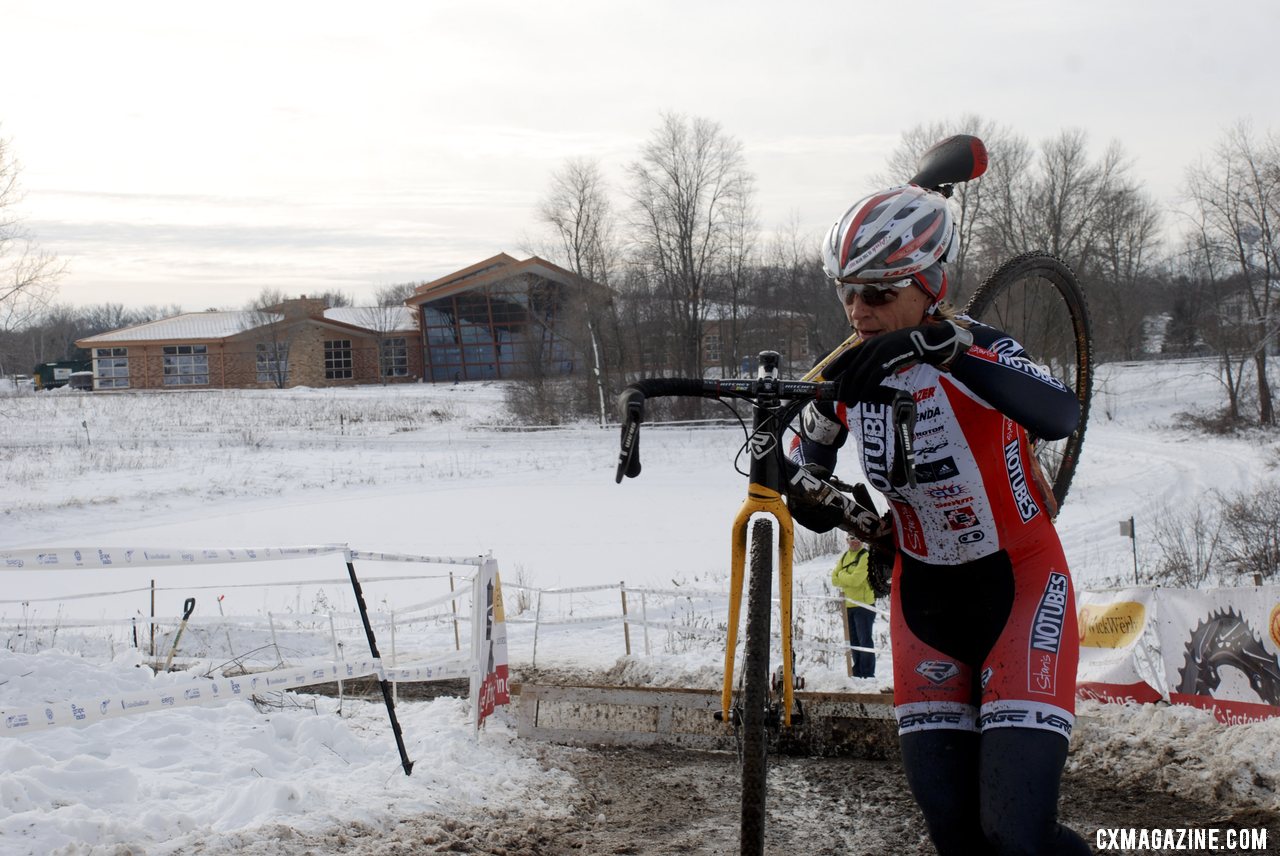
[162,597,196,672]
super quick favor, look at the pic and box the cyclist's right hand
[832,321,972,405]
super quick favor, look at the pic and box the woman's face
[842,283,931,339]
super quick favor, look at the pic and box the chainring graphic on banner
[1176,608,1280,705]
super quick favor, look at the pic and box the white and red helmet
[821,184,958,304]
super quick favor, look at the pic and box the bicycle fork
[723,486,796,727]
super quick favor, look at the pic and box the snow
[1,357,1278,853]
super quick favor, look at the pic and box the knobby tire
[964,252,1093,508]
[739,518,773,856]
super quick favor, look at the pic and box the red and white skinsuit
[793,318,1082,742]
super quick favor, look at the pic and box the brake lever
[615,390,645,483]
[890,390,917,489]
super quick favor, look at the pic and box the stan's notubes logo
[1003,438,1040,523]
[1028,572,1069,696]
[1032,573,1069,654]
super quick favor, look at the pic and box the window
[161,344,209,386]
[324,340,353,379]
[704,334,721,365]
[256,342,290,385]
[94,347,129,389]
[381,337,408,377]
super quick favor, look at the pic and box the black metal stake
[346,558,414,776]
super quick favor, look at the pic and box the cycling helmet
[821,185,958,305]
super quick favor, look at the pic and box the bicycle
[613,134,1094,855]
[615,352,842,855]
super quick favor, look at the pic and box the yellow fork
[722,485,796,727]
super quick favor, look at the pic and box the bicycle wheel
[739,517,772,856]
[964,252,1093,508]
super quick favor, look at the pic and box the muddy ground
[215,674,1278,856]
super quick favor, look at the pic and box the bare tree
[0,134,64,359]
[1182,122,1280,425]
[357,283,417,384]
[626,113,754,381]
[537,158,623,421]
[1091,183,1163,360]
[246,288,291,388]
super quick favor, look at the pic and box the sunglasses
[834,277,912,307]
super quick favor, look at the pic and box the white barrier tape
[515,614,621,627]
[0,573,470,605]
[0,545,349,572]
[536,583,623,595]
[382,655,473,683]
[348,550,484,566]
[0,658,381,735]
[394,586,473,615]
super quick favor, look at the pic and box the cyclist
[791,184,1090,855]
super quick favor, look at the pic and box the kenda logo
[1078,602,1145,648]
[1003,438,1040,523]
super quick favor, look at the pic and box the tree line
[530,114,1280,426]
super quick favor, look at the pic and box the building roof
[323,306,417,332]
[78,311,266,344]
[407,253,605,305]
[77,305,418,347]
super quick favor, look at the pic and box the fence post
[620,581,631,656]
[328,613,344,710]
[640,591,651,656]
[390,609,398,705]
[267,612,284,668]
[450,571,461,652]
[149,579,156,658]
[531,590,543,668]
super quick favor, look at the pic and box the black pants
[899,727,1091,855]
[846,605,876,678]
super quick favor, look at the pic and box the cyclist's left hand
[833,321,973,405]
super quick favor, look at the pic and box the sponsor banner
[473,559,511,728]
[1,545,348,572]
[1156,586,1280,722]
[1074,587,1165,705]
[2,659,381,734]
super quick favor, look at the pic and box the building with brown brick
[75,297,421,390]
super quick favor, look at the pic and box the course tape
[0,545,348,572]
[1,658,381,735]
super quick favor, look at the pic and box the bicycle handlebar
[614,377,837,483]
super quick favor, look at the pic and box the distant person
[831,533,876,678]
[791,184,1089,854]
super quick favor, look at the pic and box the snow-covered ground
[1,358,1277,854]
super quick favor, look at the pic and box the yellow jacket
[832,548,874,607]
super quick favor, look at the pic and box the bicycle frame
[614,351,841,732]
[724,351,796,727]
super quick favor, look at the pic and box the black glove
[832,321,974,406]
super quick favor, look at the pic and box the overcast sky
[1,1,1275,312]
